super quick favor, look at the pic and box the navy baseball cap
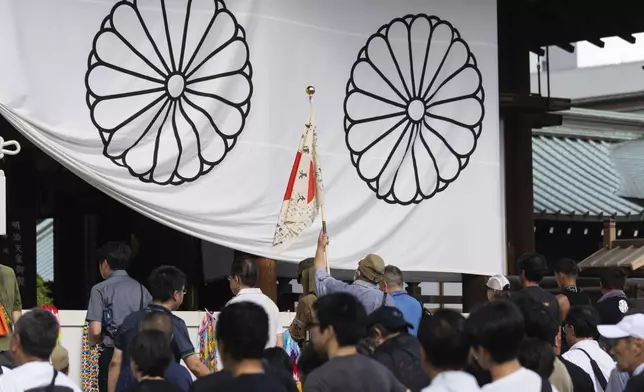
[366,306,413,331]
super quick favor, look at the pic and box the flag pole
[305,86,329,274]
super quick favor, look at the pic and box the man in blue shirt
[381,265,421,335]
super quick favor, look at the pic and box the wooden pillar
[406,282,421,298]
[256,257,277,305]
[462,274,488,313]
[603,219,616,249]
[498,1,534,275]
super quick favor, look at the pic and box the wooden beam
[499,94,571,112]
[587,38,605,48]
[619,34,636,44]
[256,257,277,304]
[556,43,575,53]
[612,239,644,248]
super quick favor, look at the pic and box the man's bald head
[140,311,173,339]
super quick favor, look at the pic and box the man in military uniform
[288,258,317,346]
[0,264,21,353]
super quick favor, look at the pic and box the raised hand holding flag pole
[273,86,329,272]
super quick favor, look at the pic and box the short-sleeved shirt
[86,270,152,347]
[512,286,560,323]
[0,265,21,351]
[305,354,406,392]
[226,288,282,348]
[390,290,422,335]
[114,305,195,392]
[315,269,394,314]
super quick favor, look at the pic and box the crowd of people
[0,234,642,391]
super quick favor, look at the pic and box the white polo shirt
[0,361,81,392]
[226,288,282,347]
[562,339,615,392]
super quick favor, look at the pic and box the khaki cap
[358,254,386,283]
[51,345,69,371]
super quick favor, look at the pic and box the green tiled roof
[533,135,644,221]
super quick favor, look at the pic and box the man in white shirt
[0,309,81,392]
[227,256,283,348]
[465,300,558,392]
[562,306,615,392]
[418,309,479,391]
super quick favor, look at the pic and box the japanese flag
[273,120,325,250]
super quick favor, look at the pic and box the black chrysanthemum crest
[86,0,253,185]
[344,14,485,205]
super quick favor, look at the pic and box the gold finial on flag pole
[305,86,315,128]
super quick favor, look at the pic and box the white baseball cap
[486,274,510,291]
[598,314,644,340]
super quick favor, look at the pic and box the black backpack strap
[138,283,145,310]
[380,291,387,307]
[46,369,58,392]
[575,348,608,390]
[540,378,552,392]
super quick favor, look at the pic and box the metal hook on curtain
[0,136,21,159]
[0,136,21,236]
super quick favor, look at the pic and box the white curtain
[0,0,504,274]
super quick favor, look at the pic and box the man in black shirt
[365,306,430,391]
[554,259,591,308]
[554,258,591,353]
[190,302,295,392]
[595,268,630,325]
[512,253,560,323]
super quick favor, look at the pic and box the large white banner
[0,0,503,274]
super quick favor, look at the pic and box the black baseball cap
[366,306,413,331]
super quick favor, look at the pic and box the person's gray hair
[383,265,404,288]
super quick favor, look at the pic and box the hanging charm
[0,136,21,236]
